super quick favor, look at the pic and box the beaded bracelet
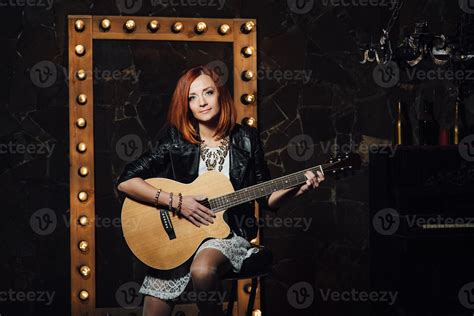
[176,192,183,216]
[168,192,174,215]
[154,188,162,208]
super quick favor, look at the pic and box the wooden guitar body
[121,171,233,270]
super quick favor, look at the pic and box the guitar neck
[209,163,335,212]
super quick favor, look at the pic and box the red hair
[167,65,236,144]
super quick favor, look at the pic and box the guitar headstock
[323,153,362,176]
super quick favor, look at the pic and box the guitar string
[208,159,354,212]
[208,164,332,212]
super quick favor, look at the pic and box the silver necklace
[199,135,230,172]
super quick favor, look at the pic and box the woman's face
[188,74,220,124]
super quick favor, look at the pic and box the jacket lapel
[168,141,200,183]
[229,126,251,190]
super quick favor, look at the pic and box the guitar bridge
[159,209,176,240]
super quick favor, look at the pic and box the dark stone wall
[0,0,469,315]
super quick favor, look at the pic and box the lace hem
[139,233,259,300]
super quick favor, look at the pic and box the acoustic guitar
[121,153,361,270]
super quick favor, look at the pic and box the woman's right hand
[178,195,215,227]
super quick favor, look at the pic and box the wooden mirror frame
[68,15,258,315]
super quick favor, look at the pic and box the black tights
[142,248,232,316]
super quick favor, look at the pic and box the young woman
[116,65,324,316]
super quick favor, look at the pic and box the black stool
[223,246,272,316]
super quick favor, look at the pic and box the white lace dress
[139,145,259,300]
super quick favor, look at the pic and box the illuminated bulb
[75,45,85,56]
[100,19,111,31]
[244,283,252,294]
[76,118,86,128]
[78,290,89,301]
[74,20,85,32]
[77,142,87,153]
[172,22,183,33]
[241,21,255,33]
[78,216,89,226]
[148,20,160,32]
[195,22,207,34]
[242,46,255,57]
[242,70,255,81]
[241,94,256,105]
[78,240,89,252]
[78,191,88,202]
[76,69,86,80]
[242,117,256,127]
[78,166,89,177]
[124,20,136,32]
[77,94,87,105]
[218,24,231,35]
[79,265,91,277]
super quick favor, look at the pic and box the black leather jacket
[116,123,279,241]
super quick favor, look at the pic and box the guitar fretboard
[207,164,330,212]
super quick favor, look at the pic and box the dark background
[1,0,474,315]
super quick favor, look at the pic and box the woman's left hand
[295,170,325,197]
